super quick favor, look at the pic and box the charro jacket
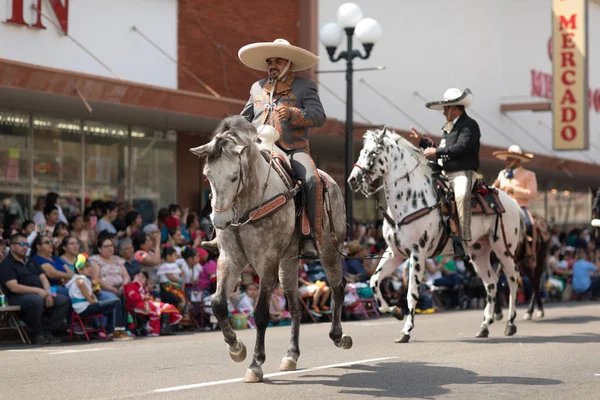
[419,112,481,172]
[240,73,326,151]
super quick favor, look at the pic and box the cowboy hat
[346,240,365,255]
[492,145,534,162]
[238,38,319,72]
[426,88,473,110]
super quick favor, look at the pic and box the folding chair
[299,293,318,323]
[69,311,106,341]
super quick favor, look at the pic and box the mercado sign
[551,0,588,150]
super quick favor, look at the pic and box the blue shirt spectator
[572,259,598,293]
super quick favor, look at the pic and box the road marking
[356,320,398,327]
[153,356,396,393]
[595,374,600,376]
[5,349,51,353]
[48,348,111,355]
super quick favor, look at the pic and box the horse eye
[231,176,239,183]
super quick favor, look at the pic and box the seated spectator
[31,234,73,297]
[70,214,93,254]
[52,222,69,256]
[431,255,463,309]
[157,247,193,325]
[181,246,203,287]
[133,229,162,283]
[166,228,186,257]
[39,204,59,236]
[231,282,259,327]
[162,204,190,243]
[45,192,68,224]
[185,213,205,246]
[298,261,331,314]
[32,196,46,225]
[124,271,181,336]
[59,236,80,272]
[572,249,600,296]
[89,236,134,339]
[97,201,119,236]
[83,207,98,242]
[119,239,140,280]
[270,284,291,324]
[197,249,217,294]
[343,241,369,283]
[125,211,143,239]
[21,220,35,238]
[0,233,70,344]
[66,254,124,340]
[0,237,7,262]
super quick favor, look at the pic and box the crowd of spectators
[1,193,599,344]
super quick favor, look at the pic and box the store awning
[0,58,246,132]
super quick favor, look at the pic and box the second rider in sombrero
[411,88,481,258]
[202,39,325,260]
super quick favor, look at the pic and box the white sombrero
[426,88,473,110]
[492,145,534,162]
[238,38,319,72]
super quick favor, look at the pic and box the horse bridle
[353,135,423,198]
[211,154,244,214]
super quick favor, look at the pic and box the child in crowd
[298,261,331,314]
[157,247,194,326]
[231,282,259,328]
[123,271,182,336]
[270,284,291,325]
[65,253,132,340]
[181,246,204,286]
[197,249,217,295]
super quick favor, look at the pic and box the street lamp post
[319,3,381,239]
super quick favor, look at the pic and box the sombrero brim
[492,151,534,162]
[238,42,319,72]
[426,89,473,110]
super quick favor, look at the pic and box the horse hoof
[476,327,489,338]
[522,312,532,321]
[278,357,297,371]
[243,368,263,383]
[494,312,504,321]
[378,305,391,314]
[505,324,517,336]
[391,307,405,321]
[536,310,545,319]
[336,335,353,350]
[394,334,410,343]
[228,341,247,363]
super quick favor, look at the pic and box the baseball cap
[143,224,160,234]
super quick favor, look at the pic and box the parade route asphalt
[1,302,599,400]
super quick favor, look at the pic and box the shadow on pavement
[267,361,561,398]
[532,315,600,325]
[456,332,600,345]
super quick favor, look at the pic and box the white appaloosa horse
[348,128,524,343]
[190,116,351,383]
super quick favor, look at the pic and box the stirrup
[300,239,319,261]
[201,238,219,252]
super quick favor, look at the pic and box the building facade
[0,0,597,228]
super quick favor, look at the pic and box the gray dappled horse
[349,128,524,343]
[190,116,351,383]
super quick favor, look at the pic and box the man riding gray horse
[410,88,481,258]
[202,38,325,259]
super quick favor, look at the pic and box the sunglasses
[14,241,30,248]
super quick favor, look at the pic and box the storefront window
[131,127,177,224]
[0,109,31,226]
[32,114,82,219]
[84,121,129,204]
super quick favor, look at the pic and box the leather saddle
[432,169,506,237]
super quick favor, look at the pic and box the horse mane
[205,116,258,164]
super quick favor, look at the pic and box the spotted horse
[348,127,525,343]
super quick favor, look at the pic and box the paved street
[1,302,599,400]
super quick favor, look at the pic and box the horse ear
[190,144,209,158]
[234,145,247,155]
[377,126,387,143]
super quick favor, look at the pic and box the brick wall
[178,0,301,100]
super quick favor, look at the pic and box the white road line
[48,348,111,355]
[153,356,397,393]
[5,349,52,353]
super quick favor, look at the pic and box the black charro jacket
[419,112,481,172]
